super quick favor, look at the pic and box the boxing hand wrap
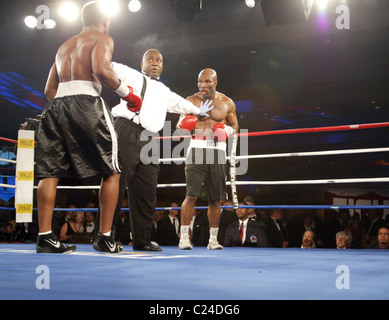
[212,123,233,142]
[114,81,143,113]
[178,115,198,132]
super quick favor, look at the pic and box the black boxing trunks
[185,139,227,201]
[36,81,120,180]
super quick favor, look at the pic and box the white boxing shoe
[179,236,193,250]
[207,239,224,250]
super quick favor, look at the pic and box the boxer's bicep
[91,36,120,90]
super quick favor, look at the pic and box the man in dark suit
[224,202,267,247]
[265,209,289,248]
[218,200,238,244]
[366,209,386,248]
[156,203,180,246]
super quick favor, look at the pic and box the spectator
[84,211,96,234]
[265,209,289,248]
[151,210,164,243]
[256,208,269,224]
[115,210,132,245]
[224,202,267,247]
[57,204,76,231]
[301,230,316,249]
[346,218,366,249]
[244,200,257,221]
[322,209,350,248]
[191,211,209,247]
[377,226,389,250]
[1,219,16,242]
[290,213,321,247]
[59,211,84,243]
[218,200,238,244]
[366,209,386,248]
[0,145,16,175]
[335,231,350,249]
[157,202,180,246]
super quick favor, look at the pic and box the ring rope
[2,204,389,213]
[0,158,17,165]
[0,137,18,144]
[2,121,389,144]
[155,121,389,140]
[1,122,388,209]
[159,146,389,163]
[29,176,389,191]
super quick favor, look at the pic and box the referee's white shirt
[111,62,201,133]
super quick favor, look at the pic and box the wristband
[114,80,130,97]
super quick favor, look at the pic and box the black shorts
[36,83,120,179]
[185,147,227,201]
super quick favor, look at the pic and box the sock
[38,231,52,236]
[209,227,219,241]
[180,225,190,238]
[102,231,111,236]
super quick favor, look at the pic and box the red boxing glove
[114,81,143,113]
[178,115,198,132]
[212,123,233,142]
[126,97,142,113]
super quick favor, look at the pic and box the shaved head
[198,68,218,99]
[198,68,217,82]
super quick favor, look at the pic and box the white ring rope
[32,176,389,190]
[0,158,17,164]
[159,146,389,163]
[2,136,389,191]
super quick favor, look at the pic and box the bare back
[56,30,111,83]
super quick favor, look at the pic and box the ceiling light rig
[245,0,256,8]
[170,0,202,21]
[128,0,142,13]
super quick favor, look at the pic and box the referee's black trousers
[113,117,160,247]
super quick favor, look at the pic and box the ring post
[15,130,35,223]
[230,133,239,209]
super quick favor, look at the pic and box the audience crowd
[1,194,388,250]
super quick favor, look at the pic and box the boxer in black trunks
[35,1,141,253]
[177,68,239,250]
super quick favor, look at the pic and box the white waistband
[189,138,226,151]
[55,81,102,98]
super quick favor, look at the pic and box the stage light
[100,0,120,17]
[128,0,141,13]
[24,16,37,28]
[316,0,329,11]
[245,0,255,8]
[44,19,56,29]
[59,2,79,21]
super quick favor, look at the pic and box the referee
[110,49,214,251]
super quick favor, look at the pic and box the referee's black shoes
[133,243,162,251]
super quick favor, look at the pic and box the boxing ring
[1,122,389,301]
